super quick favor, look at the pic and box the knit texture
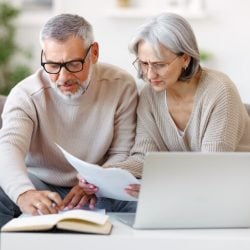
[0,63,138,202]
[112,68,250,175]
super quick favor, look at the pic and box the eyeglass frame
[132,55,180,77]
[40,44,93,74]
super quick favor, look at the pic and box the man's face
[42,37,98,100]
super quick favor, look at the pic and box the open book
[1,209,112,235]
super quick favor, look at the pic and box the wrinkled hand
[77,174,99,195]
[62,184,97,210]
[125,184,141,198]
[17,190,63,215]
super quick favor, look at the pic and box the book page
[2,209,109,232]
[59,209,108,225]
[57,144,139,201]
[2,213,60,231]
[57,219,112,234]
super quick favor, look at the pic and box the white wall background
[15,0,250,102]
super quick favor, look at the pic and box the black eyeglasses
[41,44,92,74]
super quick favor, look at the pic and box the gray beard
[50,66,93,101]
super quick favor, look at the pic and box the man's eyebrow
[42,57,83,64]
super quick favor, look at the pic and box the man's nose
[58,66,72,78]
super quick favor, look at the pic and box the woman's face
[137,41,189,92]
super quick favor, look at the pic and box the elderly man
[0,13,138,228]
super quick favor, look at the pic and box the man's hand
[62,184,97,210]
[17,190,63,215]
[77,174,99,195]
[125,184,140,198]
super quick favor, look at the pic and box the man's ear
[91,42,99,63]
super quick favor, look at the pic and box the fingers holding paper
[17,190,63,215]
[125,184,141,198]
[77,174,99,195]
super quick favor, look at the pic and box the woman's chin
[151,84,166,92]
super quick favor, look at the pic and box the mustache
[55,79,81,87]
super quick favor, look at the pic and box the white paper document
[57,145,139,201]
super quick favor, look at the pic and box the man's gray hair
[129,12,200,81]
[40,13,94,48]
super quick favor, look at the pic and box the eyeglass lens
[41,44,92,74]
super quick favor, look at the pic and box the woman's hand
[125,184,141,198]
[77,174,99,195]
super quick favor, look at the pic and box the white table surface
[1,213,250,250]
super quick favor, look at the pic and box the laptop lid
[133,152,250,229]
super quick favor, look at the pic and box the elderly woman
[79,12,250,199]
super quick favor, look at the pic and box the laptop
[116,152,250,229]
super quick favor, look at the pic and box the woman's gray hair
[40,13,94,48]
[129,12,200,81]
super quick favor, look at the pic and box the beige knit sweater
[112,68,250,176]
[0,63,138,202]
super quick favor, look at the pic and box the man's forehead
[43,37,86,51]
[43,37,86,56]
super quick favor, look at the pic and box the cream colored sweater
[112,68,250,176]
[0,63,138,202]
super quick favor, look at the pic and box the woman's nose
[146,66,158,80]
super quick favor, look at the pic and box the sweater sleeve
[0,90,36,202]
[104,86,163,178]
[201,81,246,152]
[102,77,138,166]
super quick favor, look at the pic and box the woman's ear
[182,54,191,68]
[91,42,99,64]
